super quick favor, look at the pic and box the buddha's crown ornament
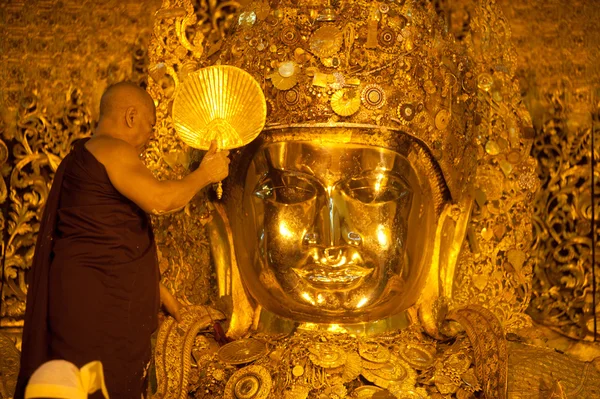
[203,0,519,201]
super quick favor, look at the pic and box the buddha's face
[230,140,437,324]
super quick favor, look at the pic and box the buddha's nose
[323,247,343,263]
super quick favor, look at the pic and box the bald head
[99,82,155,120]
[95,82,157,152]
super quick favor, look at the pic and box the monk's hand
[159,283,183,323]
[199,140,230,184]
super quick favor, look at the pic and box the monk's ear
[125,106,137,128]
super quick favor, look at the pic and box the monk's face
[231,141,437,323]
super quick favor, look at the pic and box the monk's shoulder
[85,136,137,165]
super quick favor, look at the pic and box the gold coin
[292,365,304,377]
[284,384,310,399]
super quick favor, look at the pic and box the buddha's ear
[206,201,256,339]
[417,195,473,338]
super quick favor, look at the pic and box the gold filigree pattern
[496,0,600,342]
[154,305,225,399]
[0,333,20,398]
[145,0,244,310]
[448,305,508,399]
[507,341,600,398]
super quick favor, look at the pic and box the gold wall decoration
[497,0,600,342]
[143,0,243,313]
[0,0,161,334]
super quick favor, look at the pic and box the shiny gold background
[0,0,597,344]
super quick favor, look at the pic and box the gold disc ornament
[172,65,267,151]
[218,338,269,365]
[331,89,361,116]
[224,365,272,399]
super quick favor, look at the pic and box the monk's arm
[100,141,228,214]
[159,282,182,322]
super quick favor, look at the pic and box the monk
[15,82,230,399]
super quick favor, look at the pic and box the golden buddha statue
[145,0,600,398]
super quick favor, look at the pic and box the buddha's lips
[291,265,373,285]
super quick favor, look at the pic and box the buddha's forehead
[253,141,414,184]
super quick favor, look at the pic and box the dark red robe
[15,138,160,399]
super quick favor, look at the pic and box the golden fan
[172,65,267,197]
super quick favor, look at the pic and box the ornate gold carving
[0,333,20,398]
[154,305,225,399]
[507,341,600,398]
[448,305,508,399]
[494,0,600,341]
[159,315,487,398]
[223,365,272,399]
[218,339,268,365]
[0,0,160,328]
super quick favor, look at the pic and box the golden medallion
[280,26,300,46]
[361,356,415,389]
[309,26,343,59]
[359,341,391,364]
[361,84,387,110]
[218,338,269,365]
[278,87,304,111]
[308,343,347,369]
[435,109,451,130]
[224,365,272,399]
[378,27,396,47]
[397,103,416,123]
[362,360,386,370]
[331,89,361,116]
[477,73,494,92]
[396,343,435,370]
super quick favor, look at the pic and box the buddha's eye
[254,174,317,204]
[342,173,410,204]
